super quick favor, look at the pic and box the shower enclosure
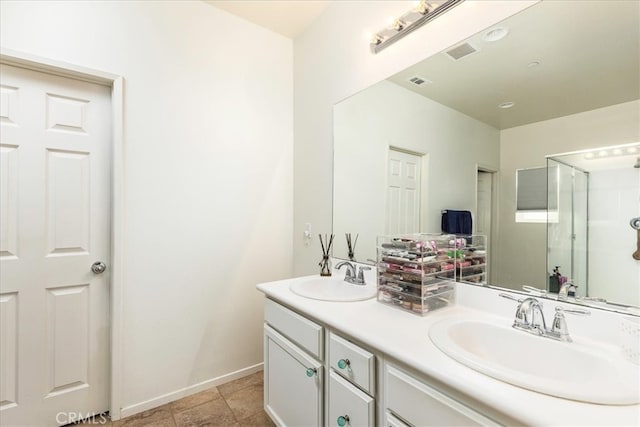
[546,143,640,307]
[546,158,589,297]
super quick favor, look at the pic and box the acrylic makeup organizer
[454,235,488,285]
[377,234,457,316]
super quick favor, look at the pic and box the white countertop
[257,275,640,427]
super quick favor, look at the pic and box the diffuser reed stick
[346,233,358,261]
[319,234,334,276]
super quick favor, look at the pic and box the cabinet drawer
[385,364,500,427]
[329,332,375,395]
[265,298,323,359]
[328,370,375,427]
[385,411,411,427]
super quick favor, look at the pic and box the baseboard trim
[117,362,264,420]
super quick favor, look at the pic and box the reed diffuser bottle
[319,234,334,276]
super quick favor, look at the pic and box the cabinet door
[264,325,323,427]
[328,370,375,427]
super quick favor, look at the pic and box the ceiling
[205,0,331,38]
[388,0,640,130]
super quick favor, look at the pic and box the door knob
[91,261,107,274]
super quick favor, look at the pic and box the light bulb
[414,1,432,14]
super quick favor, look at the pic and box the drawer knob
[337,358,350,369]
[337,415,350,426]
[305,367,317,377]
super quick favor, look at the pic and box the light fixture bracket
[370,0,465,54]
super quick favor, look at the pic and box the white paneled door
[476,171,493,236]
[0,64,111,426]
[476,170,494,283]
[386,148,422,235]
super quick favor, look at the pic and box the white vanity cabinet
[264,299,324,426]
[263,298,501,427]
[259,279,640,427]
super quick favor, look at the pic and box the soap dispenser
[549,266,561,293]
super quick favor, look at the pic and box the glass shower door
[546,159,588,296]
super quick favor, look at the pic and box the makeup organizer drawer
[264,298,324,360]
[329,332,376,395]
[455,235,488,285]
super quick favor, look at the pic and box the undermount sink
[290,276,377,302]
[429,317,640,405]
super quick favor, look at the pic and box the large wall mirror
[332,0,639,311]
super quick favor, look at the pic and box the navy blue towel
[441,210,472,235]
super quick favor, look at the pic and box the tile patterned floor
[80,371,274,427]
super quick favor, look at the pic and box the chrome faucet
[518,298,547,335]
[499,293,589,342]
[557,282,577,301]
[336,261,356,280]
[336,261,370,285]
[501,294,547,335]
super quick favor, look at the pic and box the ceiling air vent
[445,42,478,60]
[408,76,432,86]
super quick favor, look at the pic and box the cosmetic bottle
[548,266,561,293]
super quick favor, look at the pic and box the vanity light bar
[584,146,639,160]
[370,0,465,54]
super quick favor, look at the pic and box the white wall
[333,80,499,261]
[1,0,293,415]
[293,0,538,275]
[497,100,640,290]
